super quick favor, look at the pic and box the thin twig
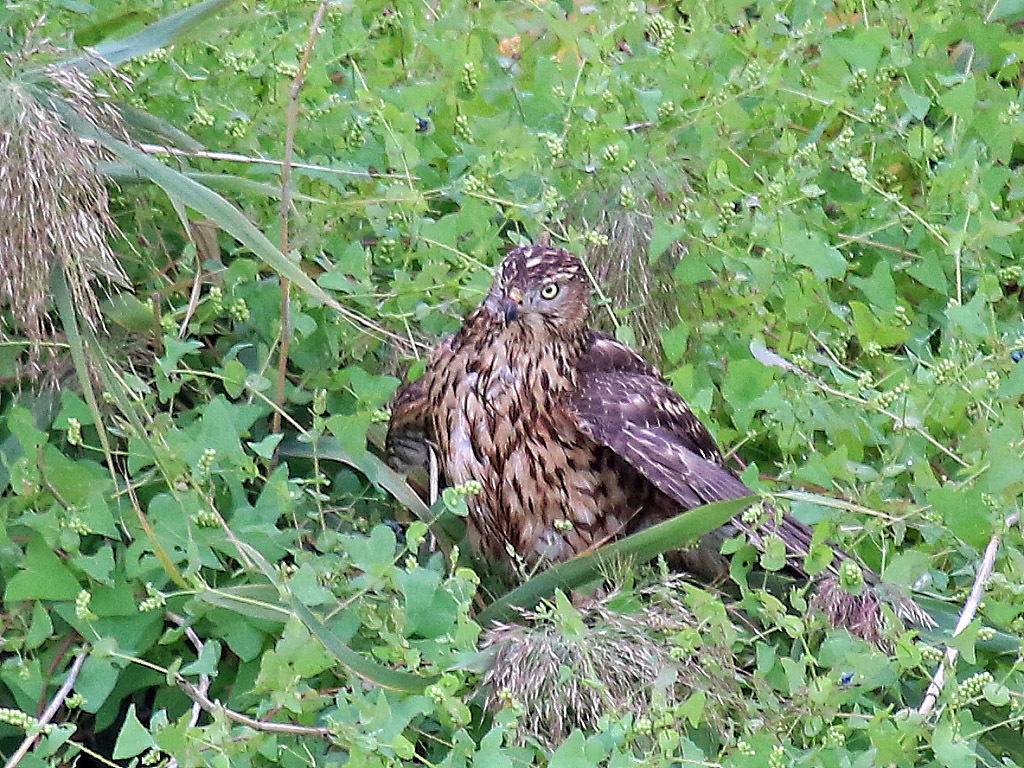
[752,341,969,469]
[175,677,330,738]
[35,445,72,511]
[836,233,919,261]
[273,0,332,434]
[166,612,211,768]
[3,651,88,768]
[161,612,330,739]
[918,512,1020,716]
[83,139,419,180]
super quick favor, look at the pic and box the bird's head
[484,245,590,334]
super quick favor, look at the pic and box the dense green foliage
[3,0,1024,765]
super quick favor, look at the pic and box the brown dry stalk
[272,0,332,434]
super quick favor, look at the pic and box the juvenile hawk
[386,245,930,642]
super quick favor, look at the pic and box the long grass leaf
[116,104,205,152]
[53,267,187,588]
[99,162,323,203]
[61,0,238,72]
[240,539,436,692]
[477,495,755,625]
[195,585,292,623]
[57,112,346,316]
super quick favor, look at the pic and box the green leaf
[946,293,989,340]
[780,226,846,281]
[928,486,991,549]
[932,721,976,768]
[899,83,931,120]
[25,602,53,650]
[548,731,593,768]
[478,495,755,625]
[112,703,157,759]
[4,535,82,602]
[325,412,373,461]
[648,219,686,262]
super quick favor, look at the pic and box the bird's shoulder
[571,331,724,465]
[577,331,660,376]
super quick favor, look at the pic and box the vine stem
[272,0,332,434]
[3,651,87,768]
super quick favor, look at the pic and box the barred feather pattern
[386,245,933,640]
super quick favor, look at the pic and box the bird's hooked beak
[500,288,522,324]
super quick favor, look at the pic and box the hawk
[386,244,930,642]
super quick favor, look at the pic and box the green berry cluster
[229,298,249,322]
[847,157,869,184]
[838,560,864,592]
[619,185,636,209]
[602,144,621,164]
[226,116,247,139]
[849,68,869,94]
[65,514,94,536]
[538,132,565,158]
[66,417,82,446]
[460,62,478,93]
[220,49,257,74]
[768,744,788,768]
[950,671,994,708]
[75,589,98,621]
[998,265,1023,283]
[645,14,675,48]
[932,358,959,384]
[191,509,220,527]
[454,114,472,141]
[461,173,493,195]
[342,116,370,149]
[370,9,403,38]
[0,708,51,734]
[139,583,167,612]
[874,381,910,408]
[191,105,215,127]
[197,448,217,476]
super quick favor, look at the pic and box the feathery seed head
[1,47,128,359]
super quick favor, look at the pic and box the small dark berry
[1012,350,1023,363]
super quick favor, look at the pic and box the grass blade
[62,0,238,72]
[477,496,755,625]
[99,162,324,203]
[240,540,436,693]
[57,113,345,316]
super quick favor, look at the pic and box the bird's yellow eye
[540,283,559,300]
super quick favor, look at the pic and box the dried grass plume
[480,577,743,749]
[1,44,128,356]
